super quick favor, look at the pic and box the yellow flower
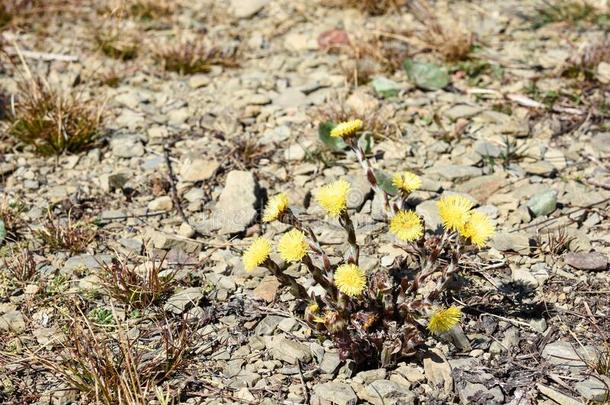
[315,179,351,217]
[334,263,366,297]
[427,306,462,335]
[278,229,309,262]
[461,211,495,247]
[437,195,473,233]
[389,210,423,242]
[242,237,271,272]
[262,193,289,222]
[330,119,363,138]
[392,171,422,193]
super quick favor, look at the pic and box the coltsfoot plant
[242,119,496,368]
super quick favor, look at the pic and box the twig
[163,144,190,226]
[297,360,310,404]
[4,47,79,62]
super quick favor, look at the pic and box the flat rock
[252,276,280,302]
[541,340,596,368]
[456,174,506,204]
[564,252,608,271]
[62,254,113,273]
[423,349,453,394]
[312,382,358,405]
[180,158,219,182]
[0,310,25,333]
[527,189,557,217]
[110,135,144,158]
[490,232,531,254]
[163,287,204,314]
[575,376,610,402]
[359,380,415,405]
[416,200,443,232]
[269,335,311,364]
[444,104,483,120]
[148,196,173,212]
[537,384,582,405]
[213,170,258,234]
[428,165,483,181]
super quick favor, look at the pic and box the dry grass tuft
[312,102,399,141]
[0,199,27,242]
[321,0,406,15]
[31,304,196,405]
[98,254,178,310]
[3,247,37,283]
[8,76,104,156]
[154,40,239,75]
[93,22,140,61]
[408,0,474,62]
[127,0,175,20]
[35,212,96,255]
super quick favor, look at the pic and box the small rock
[458,381,504,404]
[524,161,556,177]
[541,341,595,368]
[319,351,342,375]
[269,335,311,364]
[527,189,557,217]
[163,287,203,314]
[444,104,482,120]
[564,252,608,271]
[372,76,401,98]
[318,29,350,51]
[180,158,219,182]
[111,135,144,158]
[274,88,309,109]
[148,196,173,212]
[312,382,358,405]
[423,349,453,394]
[359,380,415,405]
[188,74,211,89]
[354,369,387,384]
[597,61,610,84]
[0,311,25,333]
[178,223,195,238]
[428,164,483,181]
[537,384,582,405]
[255,315,284,336]
[253,276,280,302]
[575,376,610,402]
[213,171,258,234]
[490,232,531,254]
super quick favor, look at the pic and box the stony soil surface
[1,0,609,404]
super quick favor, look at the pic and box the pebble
[212,170,258,234]
[312,382,358,405]
[564,252,608,271]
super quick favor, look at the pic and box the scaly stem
[302,254,337,300]
[339,210,359,265]
[263,258,309,300]
[280,209,332,273]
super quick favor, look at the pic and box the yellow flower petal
[427,306,461,335]
[315,179,351,218]
[389,210,423,242]
[461,211,495,247]
[437,195,474,233]
[334,263,366,297]
[278,229,309,262]
[242,237,271,272]
[262,193,289,222]
[392,171,422,193]
[330,119,363,138]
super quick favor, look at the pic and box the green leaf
[0,219,5,245]
[374,169,398,196]
[318,121,347,152]
[403,59,450,91]
[358,132,374,154]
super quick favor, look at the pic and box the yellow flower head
[392,171,422,193]
[427,306,462,335]
[461,211,495,247]
[437,195,474,233]
[262,193,289,223]
[278,229,309,263]
[389,210,423,242]
[334,263,366,297]
[330,119,363,138]
[242,237,271,272]
[315,179,351,217]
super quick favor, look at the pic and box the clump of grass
[562,41,610,81]
[321,0,406,15]
[0,199,27,242]
[536,227,575,258]
[312,102,399,141]
[3,248,37,283]
[408,0,474,62]
[98,254,178,310]
[154,40,238,75]
[31,305,196,405]
[531,0,606,28]
[93,22,139,61]
[34,213,96,255]
[127,0,174,20]
[8,76,103,156]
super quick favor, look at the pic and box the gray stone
[564,252,608,271]
[354,368,387,384]
[575,376,610,402]
[111,135,144,158]
[527,189,557,217]
[312,382,358,405]
[269,335,311,364]
[416,200,442,231]
[180,158,219,183]
[524,161,556,177]
[360,380,415,405]
[274,88,309,109]
[428,164,483,181]
[444,104,483,120]
[591,132,610,154]
[163,287,203,314]
[255,315,284,336]
[148,196,173,212]
[213,170,258,234]
[231,0,270,18]
[458,381,504,404]
[541,341,596,369]
[475,141,502,158]
[490,232,531,254]
[188,74,210,89]
[0,310,25,333]
[319,351,342,375]
[372,76,401,98]
[537,384,582,405]
[146,229,200,253]
[62,254,113,273]
[423,349,453,394]
[456,174,506,204]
